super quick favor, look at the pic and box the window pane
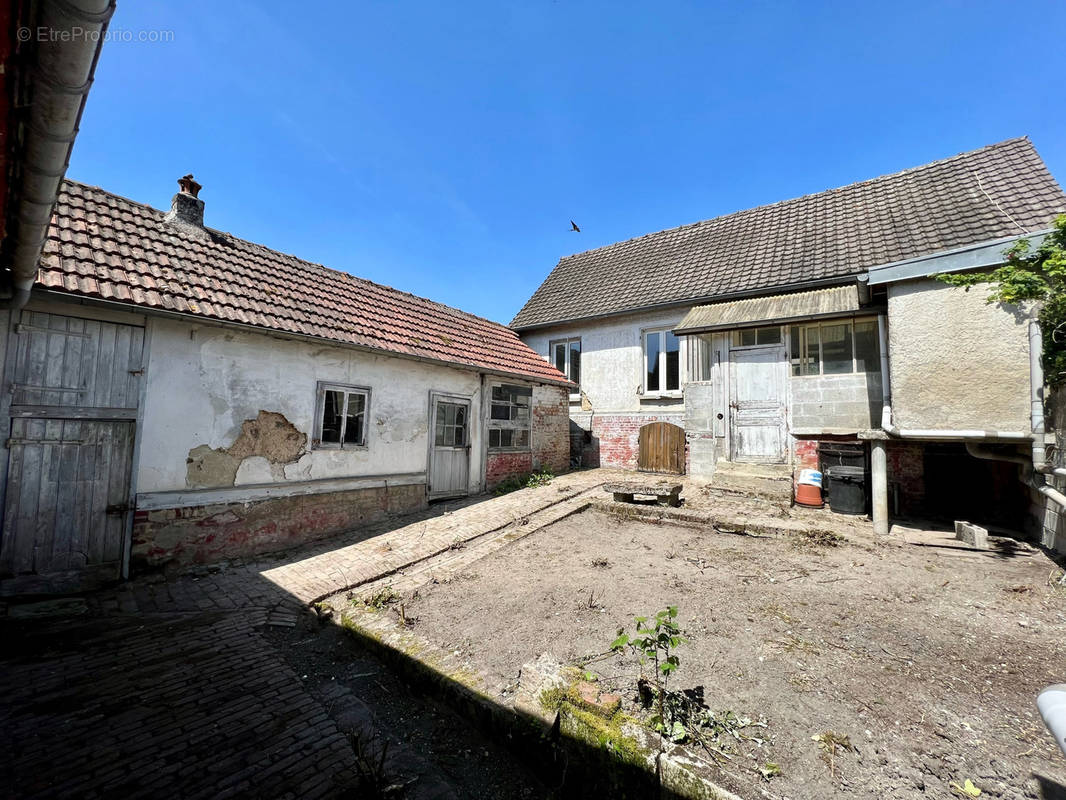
[491,403,509,420]
[757,326,781,345]
[489,429,500,448]
[569,340,581,386]
[553,343,567,375]
[821,323,853,374]
[853,320,880,373]
[665,331,680,390]
[454,424,465,446]
[514,429,529,449]
[492,386,507,401]
[500,429,513,447]
[321,390,344,443]
[734,328,756,347]
[514,405,530,424]
[344,393,366,445]
[646,332,661,391]
[790,327,802,376]
[805,325,820,374]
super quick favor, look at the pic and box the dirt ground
[401,509,1066,799]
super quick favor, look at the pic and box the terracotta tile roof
[37,180,569,385]
[511,137,1066,330]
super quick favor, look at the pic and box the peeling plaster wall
[137,318,484,495]
[887,279,1034,432]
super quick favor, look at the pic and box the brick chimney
[164,174,209,239]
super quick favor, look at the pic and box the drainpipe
[877,314,897,435]
[3,0,115,316]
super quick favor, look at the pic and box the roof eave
[866,229,1054,286]
[511,274,860,332]
[34,288,574,389]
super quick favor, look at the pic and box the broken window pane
[321,390,344,443]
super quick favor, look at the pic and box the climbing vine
[936,214,1066,384]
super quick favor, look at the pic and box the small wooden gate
[637,422,685,474]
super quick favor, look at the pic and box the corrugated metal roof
[674,285,861,333]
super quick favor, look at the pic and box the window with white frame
[549,337,581,390]
[644,329,681,393]
[790,318,880,376]
[314,382,370,448]
[488,383,531,450]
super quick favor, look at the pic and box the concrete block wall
[131,483,426,569]
[791,373,882,433]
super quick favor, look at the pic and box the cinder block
[954,520,989,549]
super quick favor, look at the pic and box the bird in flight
[570,220,581,232]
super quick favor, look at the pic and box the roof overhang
[866,229,1052,286]
[673,285,861,335]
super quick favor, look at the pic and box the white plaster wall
[520,308,689,413]
[887,278,1033,432]
[137,318,484,493]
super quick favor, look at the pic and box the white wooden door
[729,346,786,463]
[428,395,470,498]
[1,311,144,594]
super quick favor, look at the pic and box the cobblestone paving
[0,470,615,800]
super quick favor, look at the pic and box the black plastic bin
[826,465,867,515]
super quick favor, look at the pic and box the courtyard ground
[369,506,1066,800]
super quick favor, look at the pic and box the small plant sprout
[611,606,686,733]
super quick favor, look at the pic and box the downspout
[878,314,898,435]
[1024,319,1066,510]
[3,0,115,314]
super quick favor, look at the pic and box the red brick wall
[131,483,426,570]
[485,451,534,489]
[585,413,685,470]
[793,438,820,471]
[532,384,570,474]
[887,440,926,516]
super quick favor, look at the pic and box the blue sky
[70,1,1065,324]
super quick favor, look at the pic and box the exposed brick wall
[532,384,570,475]
[886,440,926,516]
[131,483,426,570]
[576,413,685,470]
[793,438,820,471]
[485,451,534,489]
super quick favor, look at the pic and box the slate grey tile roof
[511,138,1066,330]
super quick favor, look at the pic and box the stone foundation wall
[131,483,427,569]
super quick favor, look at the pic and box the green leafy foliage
[492,468,555,496]
[936,214,1066,383]
[610,606,685,732]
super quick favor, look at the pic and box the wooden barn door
[637,422,685,474]
[0,311,144,595]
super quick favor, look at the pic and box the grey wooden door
[428,395,470,498]
[729,345,786,463]
[1,311,144,594]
